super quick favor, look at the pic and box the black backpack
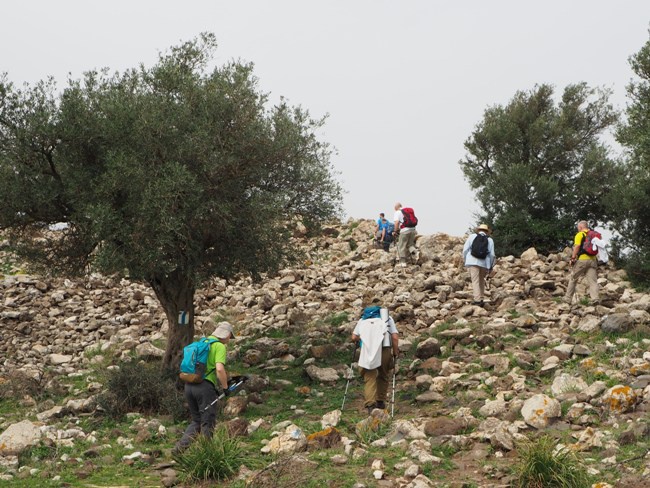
[470,233,489,259]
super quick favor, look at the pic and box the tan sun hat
[475,224,492,234]
[212,321,235,339]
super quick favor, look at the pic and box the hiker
[173,321,235,454]
[462,223,496,306]
[376,216,393,252]
[375,212,385,236]
[393,202,418,266]
[565,220,599,304]
[351,305,399,414]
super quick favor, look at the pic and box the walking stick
[341,343,358,411]
[390,356,397,418]
[202,376,248,413]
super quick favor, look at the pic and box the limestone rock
[520,248,539,261]
[600,313,634,334]
[321,409,342,429]
[260,424,306,454]
[305,365,339,383]
[601,385,638,413]
[551,374,588,397]
[521,394,561,429]
[223,396,248,417]
[423,417,466,437]
[48,354,72,365]
[415,338,441,359]
[0,420,42,455]
[135,342,164,360]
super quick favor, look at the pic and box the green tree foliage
[459,83,619,256]
[608,34,650,288]
[0,33,343,368]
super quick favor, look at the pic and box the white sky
[2,1,649,235]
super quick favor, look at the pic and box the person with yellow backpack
[565,220,600,304]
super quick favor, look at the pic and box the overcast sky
[2,1,649,235]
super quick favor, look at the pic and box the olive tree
[0,33,343,368]
[459,83,619,256]
[608,34,650,287]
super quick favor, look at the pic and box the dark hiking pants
[176,380,218,450]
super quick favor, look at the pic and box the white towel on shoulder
[357,318,387,369]
[591,236,609,264]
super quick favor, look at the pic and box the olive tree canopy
[0,33,343,368]
[459,83,619,256]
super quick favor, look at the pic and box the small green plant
[508,309,521,318]
[514,435,591,488]
[579,296,590,306]
[174,428,244,482]
[326,312,349,327]
[356,418,390,445]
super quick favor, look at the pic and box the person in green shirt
[174,322,235,454]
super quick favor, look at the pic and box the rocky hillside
[0,219,649,487]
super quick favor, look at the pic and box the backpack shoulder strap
[203,338,221,379]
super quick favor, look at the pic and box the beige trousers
[468,266,488,301]
[360,347,394,407]
[397,229,416,263]
[565,259,599,301]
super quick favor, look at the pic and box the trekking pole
[340,343,358,411]
[202,376,248,413]
[390,355,398,418]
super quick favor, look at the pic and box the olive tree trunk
[148,272,196,370]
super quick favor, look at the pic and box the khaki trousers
[565,259,599,301]
[468,266,488,301]
[360,347,394,407]
[397,229,416,263]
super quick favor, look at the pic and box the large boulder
[0,420,42,455]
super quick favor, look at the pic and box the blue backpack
[361,306,382,320]
[179,337,219,384]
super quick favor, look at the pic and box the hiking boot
[472,300,484,307]
[375,401,386,410]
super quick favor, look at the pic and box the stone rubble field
[0,219,649,487]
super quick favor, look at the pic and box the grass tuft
[514,435,591,488]
[174,428,245,482]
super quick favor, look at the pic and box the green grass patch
[324,312,350,327]
[513,435,592,488]
[174,428,246,483]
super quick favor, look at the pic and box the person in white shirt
[393,202,417,267]
[351,305,399,414]
[462,224,496,306]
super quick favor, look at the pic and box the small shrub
[97,361,185,419]
[326,312,349,327]
[0,370,53,402]
[174,428,244,482]
[514,435,591,488]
